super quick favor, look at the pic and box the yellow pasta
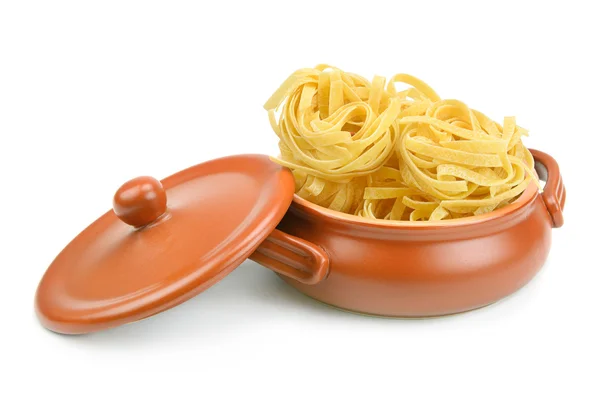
[264,64,540,221]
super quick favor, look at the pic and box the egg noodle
[264,64,539,221]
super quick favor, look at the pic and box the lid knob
[113,176,167,228]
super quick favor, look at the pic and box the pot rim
[290,181,540,231]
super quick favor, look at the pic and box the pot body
[249,149,565,317]
[275,194,552,317]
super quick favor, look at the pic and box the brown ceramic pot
[250,149,565,317]
[35,149,565,334]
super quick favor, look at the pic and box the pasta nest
[265,64,539,221]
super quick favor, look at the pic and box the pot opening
[290,172,543,231]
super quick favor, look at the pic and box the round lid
[35,154,295,334]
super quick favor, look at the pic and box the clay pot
[35,150,565,334]
[250,149,565,317]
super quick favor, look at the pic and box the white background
[1,1,598,396]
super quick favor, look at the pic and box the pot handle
[250,229,329,285]
[530,149,566,228]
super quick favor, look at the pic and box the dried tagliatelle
[264,64,540,221]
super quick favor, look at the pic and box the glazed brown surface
[532,150,566,228]
[35,155,299,334]
[254,149,565,317]
[112,176,168,228]
[35,150,564,334]
[250,229,329,285]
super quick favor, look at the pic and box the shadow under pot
[35,150,565,334]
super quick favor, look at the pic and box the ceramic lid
[35,154,295,334]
